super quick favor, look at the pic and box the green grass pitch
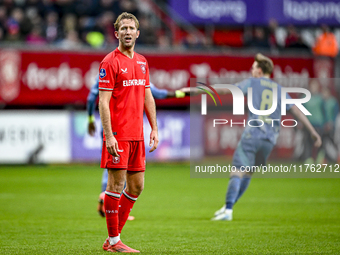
[0,162,339,254]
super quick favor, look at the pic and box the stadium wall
[0,110,192,164]
[1,109,339,164]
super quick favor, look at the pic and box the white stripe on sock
[123,190,137,201]
[105,191,121,198]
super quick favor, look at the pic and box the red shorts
[101,140,145,171]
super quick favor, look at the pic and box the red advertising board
[0,49,333,106]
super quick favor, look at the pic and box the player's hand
[175,90,186,98]
[106,136,120,157]
[149,129,159,152]
[180,87,201,96]
[311,132,322,148]
[88,122,96,136]
[180,87,191,95]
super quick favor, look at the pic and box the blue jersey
[86,76,168,116]
[235,77,293,145]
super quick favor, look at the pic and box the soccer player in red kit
[98,12,158,253]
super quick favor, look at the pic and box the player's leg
[236,139,274,202]
[212,170,242,221]
[234,139,261,204]
[212,137,257,221]
[118,170,144,233]
[100,141,135,251]
[98,169,135,220]
[211,169,243,221]
[227,138,257,208]
[104,168,126,245]
[118,141,145,234]
[98,169,109,217]
[225,170,243,210]
[105,169,140,253]
[234,172,252,203]
[101,169,108,192]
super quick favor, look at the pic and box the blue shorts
[232,136,274,169]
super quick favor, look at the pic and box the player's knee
[127,183,144,196]
[134,183,144,196]
[243,172,253,178]
[107,180,125,193]
[230,169,243,178]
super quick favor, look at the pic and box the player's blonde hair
[114,12,139,31]
[255,53,274,75]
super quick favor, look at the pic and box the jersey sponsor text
[123,79,146,87]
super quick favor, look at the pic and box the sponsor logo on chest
[123,79,146,86]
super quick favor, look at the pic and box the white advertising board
[0,111,71,163]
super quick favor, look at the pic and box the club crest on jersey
[113,156,120,164]
[140,64,146,74]
[99,68,106,78]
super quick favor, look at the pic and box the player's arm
[181,79,250,96]
[166,90,186,98]
[98,90,119,157]
[150,83,185,99]
[289,105,322,147]
[180,85,233,96]
[144,88,159,152]
[150,83,168,99]
[87,77,100,136]
[153,89,186,99]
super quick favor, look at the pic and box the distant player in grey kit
[182,53,322,220]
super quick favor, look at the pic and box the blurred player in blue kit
[87,75,186,217]
[182,53,322,221]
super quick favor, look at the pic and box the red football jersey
[98,48,150,141]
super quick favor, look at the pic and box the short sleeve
[98,61,116,91]
[150,83,168,99]
[235,78,251,95]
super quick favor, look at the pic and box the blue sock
[225,176,242,210]
[101,169,108,193]
[235,176,251,203]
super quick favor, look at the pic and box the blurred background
[0,0,339,165]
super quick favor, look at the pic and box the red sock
[104,190,121,237]
[118,189,138,233]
